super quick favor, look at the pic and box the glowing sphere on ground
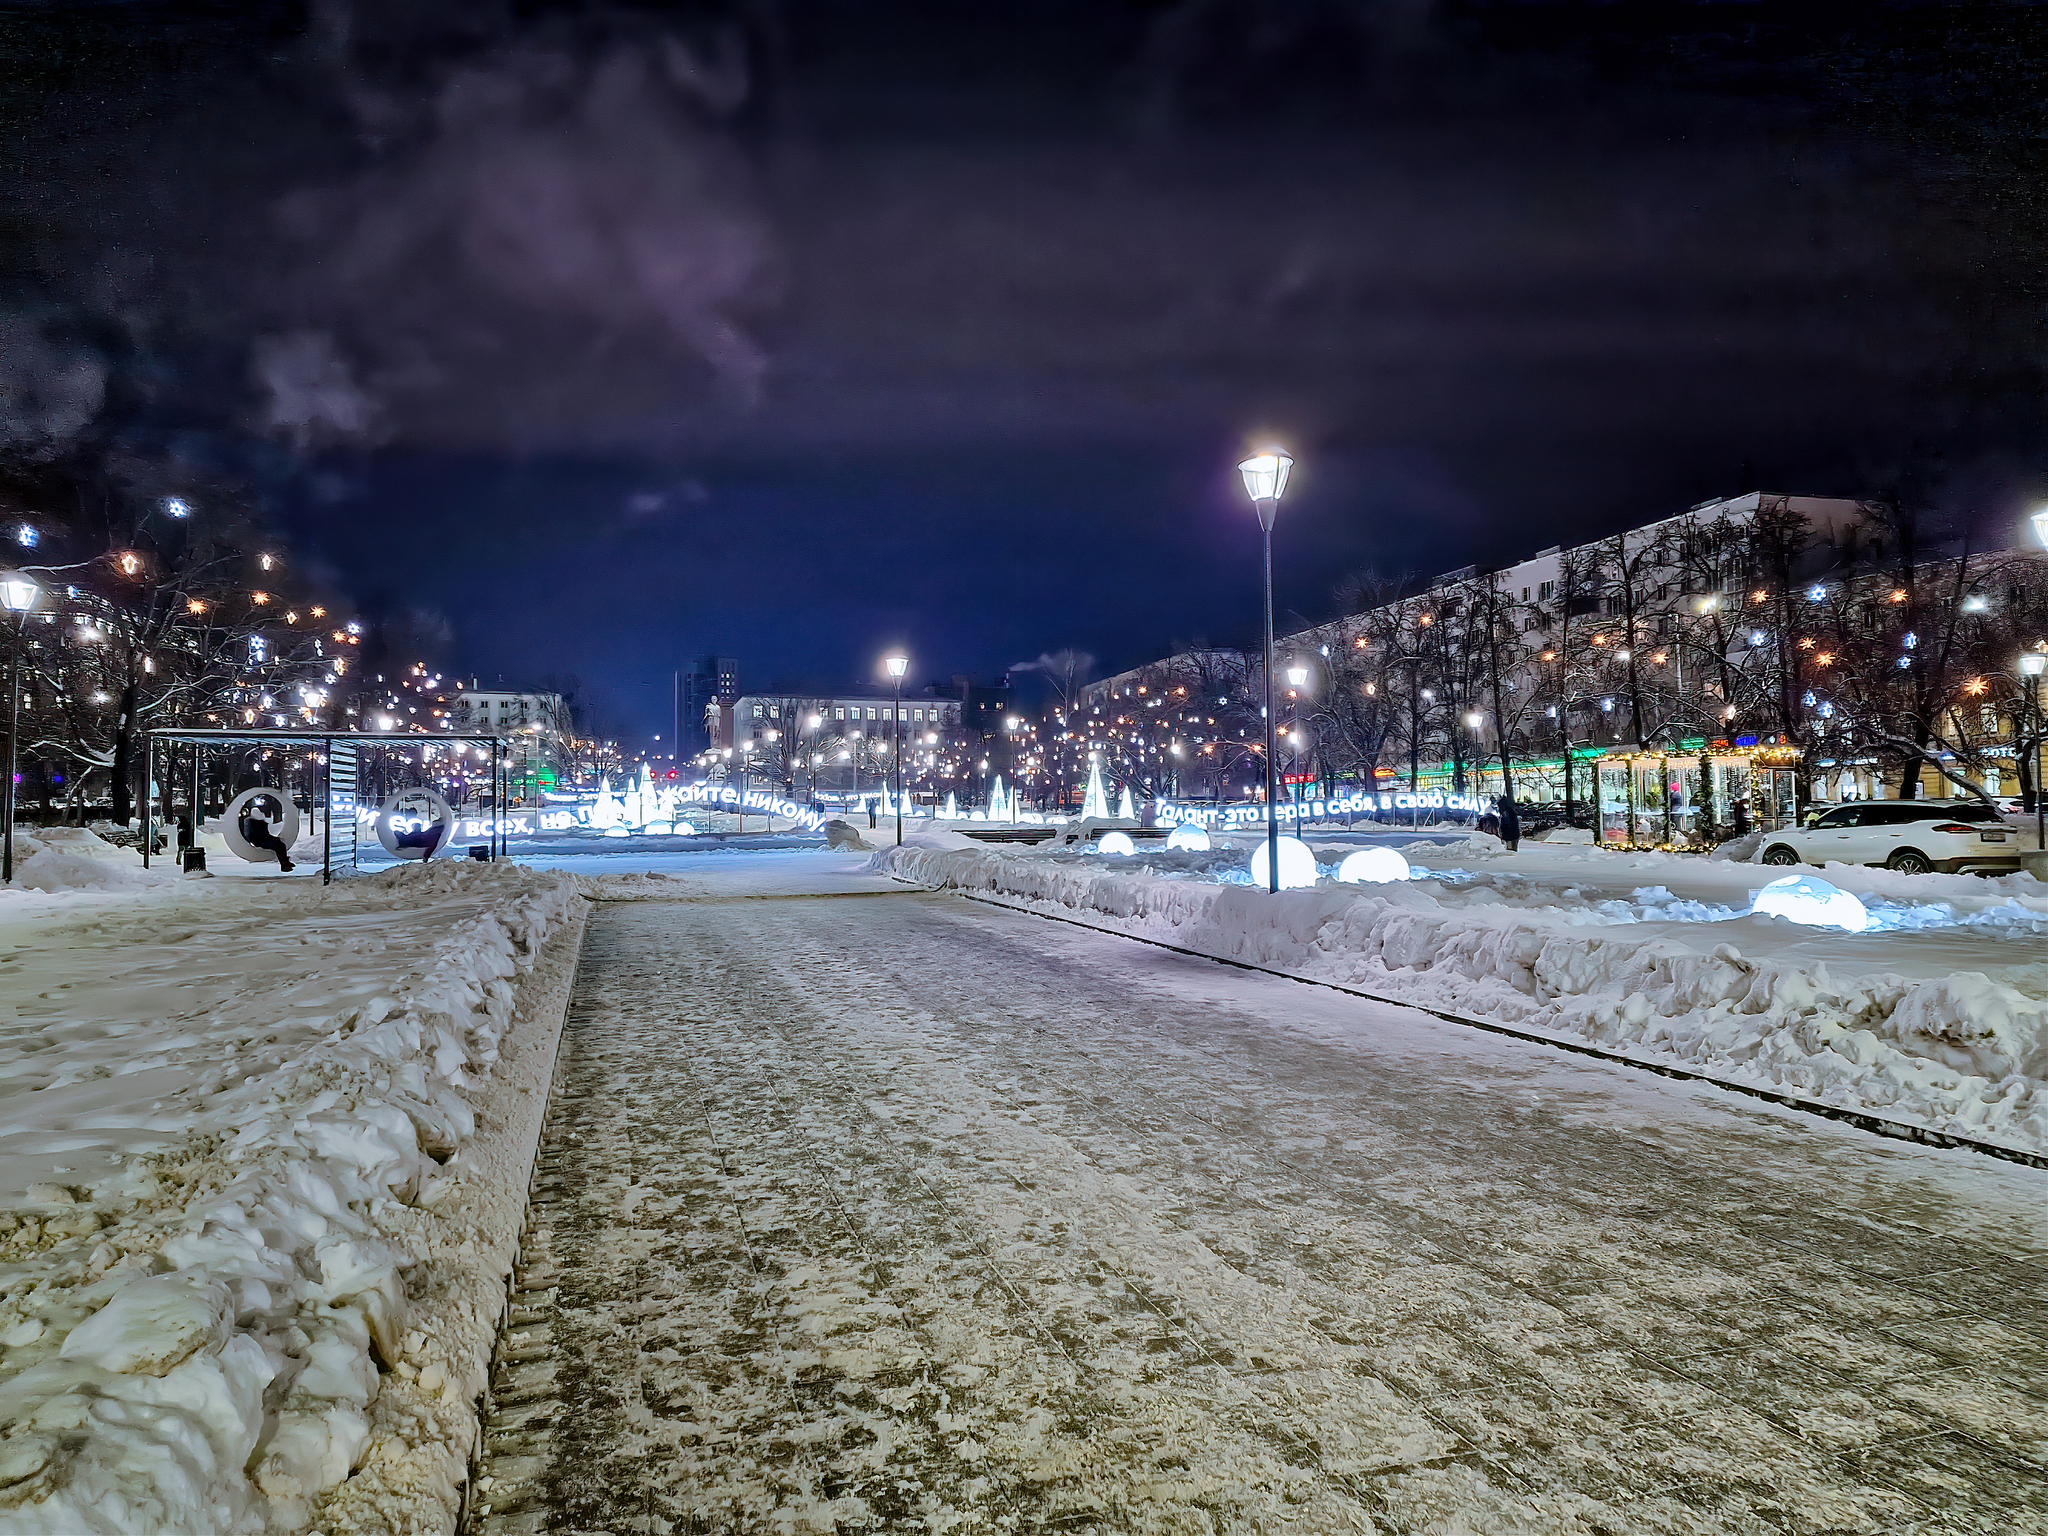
[1098,831,1136,856]
[1166,822,1211,851]
[1249,835,1319,890]
[1752,874,1871,932]
[1337,847,1410,884]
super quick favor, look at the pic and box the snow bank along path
[875,843,2048,1160]
[0,860,587,1535]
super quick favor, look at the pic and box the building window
[835,707,845,720]
[753,705,763,718]
[1539,581,1554,601]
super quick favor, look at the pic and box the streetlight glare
[1285,665,1308,687]
[2032,507,2048,548]
[0,573,39,613]
[883,653,909,679]
[2019,652,2047,678]
[1237,449,1293,506]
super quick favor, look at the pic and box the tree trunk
[110,682,137,824]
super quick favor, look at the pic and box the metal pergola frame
[142,728,515,885]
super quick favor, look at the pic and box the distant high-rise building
[679,655,737,754]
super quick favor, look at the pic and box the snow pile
[4,829,176,895]
[0,863,583,1535]
[876,843,2048,1154]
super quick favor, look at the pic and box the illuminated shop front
[1584,741,1802,848]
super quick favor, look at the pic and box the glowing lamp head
[884,654,909,680]
[2032,507,2048,548]
[1238,449,1293,529]
[2019,652,2048,679]
[0,572,39,614]
[1285,665,1308,688]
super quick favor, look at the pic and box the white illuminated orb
[1166,822,1211,851]
[1752,875,1870,933]
[1098,831,1136,856]
[1337,847,1409,884]
[1249,835,1318,890]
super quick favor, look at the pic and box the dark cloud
[257,10,778,451]
[0,313,109,462]
[7,1,2048,736]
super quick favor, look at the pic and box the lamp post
[1,571,39,884]
[1239,449,1293,892]
[884,654,909,845]
[2021,651,2047,853]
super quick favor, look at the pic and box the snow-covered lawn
[876,830,2048,1159]
[0,835,585,1535]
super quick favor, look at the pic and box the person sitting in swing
[392,806,446,859]
[239,795,295,872]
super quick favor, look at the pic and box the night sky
[7,1,2048,740]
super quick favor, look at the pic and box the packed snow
[0,837,585,1535]
[469,865,2048,1533]
[875,831,2048,1158]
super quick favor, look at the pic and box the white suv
[1755,801,2021,875]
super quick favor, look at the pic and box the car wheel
[1761,844,1799,866]
[1887,848,1932,874]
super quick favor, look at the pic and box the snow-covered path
[475,859,2048,1535]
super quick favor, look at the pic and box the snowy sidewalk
[0,854,586,1535]
[474,872,2048,1534]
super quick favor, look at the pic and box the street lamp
[1239,448,1293,892]
[2021,650,2047,852]
[1,571,40,884]
[884,653,909,845]
[2031,507,2048,551]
